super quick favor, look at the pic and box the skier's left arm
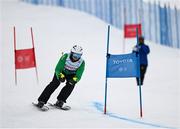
[73,61,85,83]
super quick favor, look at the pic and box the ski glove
[68,77,78,86]
[58,73,65,82]
[73,77,78,82]
[133,45,141,52]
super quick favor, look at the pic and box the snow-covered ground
[0,1,180,128]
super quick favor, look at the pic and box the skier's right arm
[55,53,68,80]
[132,45,140,53]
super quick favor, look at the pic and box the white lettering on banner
[127,28,136,32]
[112,58,133,64]
[17,56,23,62]
[118,67,128,72]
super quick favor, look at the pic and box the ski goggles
[72,53,82,59]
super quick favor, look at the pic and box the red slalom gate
[122,24,142,53]
[14,27,39,85]
[124,24,142,38]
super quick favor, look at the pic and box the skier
[36,45,85,109]
[132,36,150,85]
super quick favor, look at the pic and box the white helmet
[71,45,83,55]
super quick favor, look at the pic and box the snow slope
[0,1,180,128]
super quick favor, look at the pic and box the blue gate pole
[104,25,110,114]
[136,28,143,118]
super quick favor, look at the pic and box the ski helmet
[70,45,83,61]
[71,45,83,55]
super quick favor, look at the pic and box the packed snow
[0,0,180,128]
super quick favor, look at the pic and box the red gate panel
[124,24,142,38]
[15,48,36,69]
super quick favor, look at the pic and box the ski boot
[54,100,64,108]
[32,101,49,111]
[37,101,45,108]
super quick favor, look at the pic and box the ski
[48,102,71,111]
[32,102,49,111]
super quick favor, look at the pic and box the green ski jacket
[55,53,85,82]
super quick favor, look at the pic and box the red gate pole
[30,27,39,84]
[13,26,17,85]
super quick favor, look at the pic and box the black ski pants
[136,65,147,86]
[38,73,75,103]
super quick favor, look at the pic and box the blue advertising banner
[107,53,140,78]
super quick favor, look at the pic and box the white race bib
[64,54,83,72]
